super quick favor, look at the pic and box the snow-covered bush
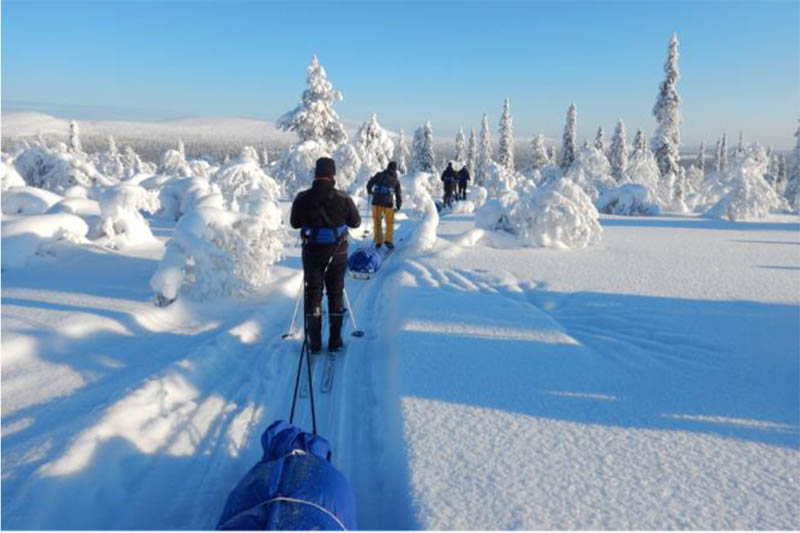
[1,159,26,190]
[483,161,519,198]
[621,140,664,204]
[401,172,440,214]
[476,178,601,249]
[46,197,101,219]
[156,177,223,221]
[596,184,661,216]
[2,186,64,215]
[158,148,193,177]
[274,140,329,197]
[532,163,563,187]
[565,144,615,202]
[332,143,362,193]
[91,136,125,180]
[703,146,787,221]
[93,184,159,248]
[2,213,89,269]
[466,185,488,210]
[150,206,284,304]
[13,146,110,193]
[211,148,282,217]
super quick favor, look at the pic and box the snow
[597,183,661,216]
[2,186,64,215]
[2,142,798,530]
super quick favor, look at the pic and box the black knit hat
[314,157,336,178]
[387,161,397,172]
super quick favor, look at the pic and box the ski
[299,352,316,398]
[320,352,337,393]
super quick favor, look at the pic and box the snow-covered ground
[2,203,798,529]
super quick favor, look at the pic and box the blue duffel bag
[217,420,357,530]
[347,246,382,275]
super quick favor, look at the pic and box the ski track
[3,204,799,529]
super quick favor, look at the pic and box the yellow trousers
[372,205,395,245]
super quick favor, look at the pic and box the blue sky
[2,0,798,148]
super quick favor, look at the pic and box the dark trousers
[444,185,456,207]
[302,242,348,319]
[458,182,467,200]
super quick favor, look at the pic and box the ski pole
[282,281,304,339]
[343,287,365,337]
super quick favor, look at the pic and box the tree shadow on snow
[393,281,800,449]
[600,216,800,233]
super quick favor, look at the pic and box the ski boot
[385,241,394,250]
[328,312,345,353]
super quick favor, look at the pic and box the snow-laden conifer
[467,128,477,173]
[394,129,411,174]
[527,133,549,175]
[69,121,82,154]
[498,98,514,171]
[560,104,577,170]
[411,121,436,173]
[785,120,800,210]
[608,119,628,181]
[594,126,606,153]
[455,128,467,163]
[277,55,347,149]
[651,32,681,178]
[477,114,493,185]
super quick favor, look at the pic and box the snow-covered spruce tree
[355,113,394,174]
[785,121,800,210]
[394,129,410,174]
[277,55,348,149]
[651,32,681,179]
[764,148,782,192]
[734,131,745,161]
[594,126,606,153]
[477,114,493,185]
[261,148,270,168]
[92,135,125,179]
[211,146,282,217]
[69,121,82,154]
[608,119,628,182]
[719,133,729,172]
[704,142,788,220]
[560,103,577,171]
[527,133,549,175]
[695,141,706,174]
[410,121,436,173]
[547,145,557,165]
[467,128,477,173]
[498,98,514,172]
[178,139,186,159]
[108,135,118,155]
[622,129,664,205]
[455,128,467,163]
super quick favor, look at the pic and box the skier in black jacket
[290,157,361,353]
[441,162,458,207]
[457,165,471,200]
[366,161,402,249]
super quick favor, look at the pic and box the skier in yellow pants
[366,161,402,250]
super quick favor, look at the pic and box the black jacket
[441,165,457,182]
[366,169,402,209]
[457,167,471,184]
[290,179,361,238]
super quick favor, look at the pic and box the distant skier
[457,165,471,201]
[366,161,402,250]
[290,157,361,354]
[441,161,458,207]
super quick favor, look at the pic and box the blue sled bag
[217,420,357,530]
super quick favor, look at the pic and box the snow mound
[211,148,282,217]
[156,178,223,221]
[476,179,602,249]
[1,159,26,190]
[150,206,284,304]
[46,198,101,218]
[13,146,113,193]
[566,145,615,202]
[93,184,159,248]
[466,185,488,210]
[2,186,64,215]
[701,144,787,221]
[2,213,89,269]
[597,184,661,216]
